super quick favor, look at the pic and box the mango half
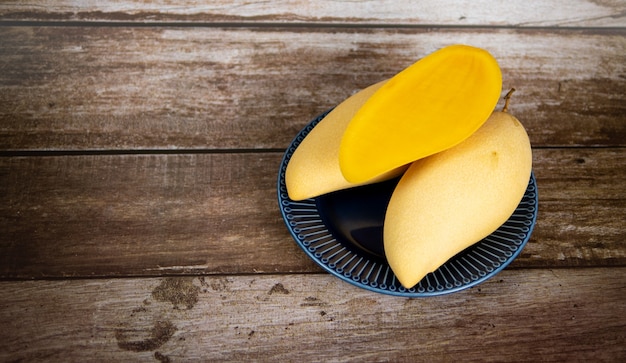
[286,45,502,200]
[339,44,502,184]
[383,111,533,288]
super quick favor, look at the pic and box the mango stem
[503,88,516,113]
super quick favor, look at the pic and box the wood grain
[0,27,624,151]
[0,0,624,27]
[1,2,623,361]
[1,148,624,278]
[1,269,624,362]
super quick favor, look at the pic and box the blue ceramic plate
[277,110,538,297]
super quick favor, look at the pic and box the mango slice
[285,80,407,201]
[383,111,533,288]
[339,45,502,184]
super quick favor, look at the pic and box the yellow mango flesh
[285,80,407,201]
[383,111,532,288]
[339,45,502,184]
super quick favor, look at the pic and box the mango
[285,80,407,201]
[383,110,532,288]
[339,44,502,184]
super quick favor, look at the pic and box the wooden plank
[0,0,624,27]
[1,148,624,278]
[0,27,624,151]
[0,269,624,361]
[0,153,319,277]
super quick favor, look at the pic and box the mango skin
[339,45,502,184]
[383,111,532,288]
[285,80,407,201]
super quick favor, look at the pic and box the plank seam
[0,20,625,32]
[1,265,624,282]
[0,148,287,157]
[0,145,623,158]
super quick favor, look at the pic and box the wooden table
[1,1,625,361]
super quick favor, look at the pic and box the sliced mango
[285,80,407,201]
[383,111,533,288]
[339,45,502,184]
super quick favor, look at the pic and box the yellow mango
[285,80,407,201]
[383,110,532,288]
[339,45,502,184]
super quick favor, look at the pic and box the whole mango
[383,109,533,288]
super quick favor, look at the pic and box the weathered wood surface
[1,0,624,361]
[1,148,624,279]
[0,0,624,27]
[0,27,625,151]
[0,270,624,362]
